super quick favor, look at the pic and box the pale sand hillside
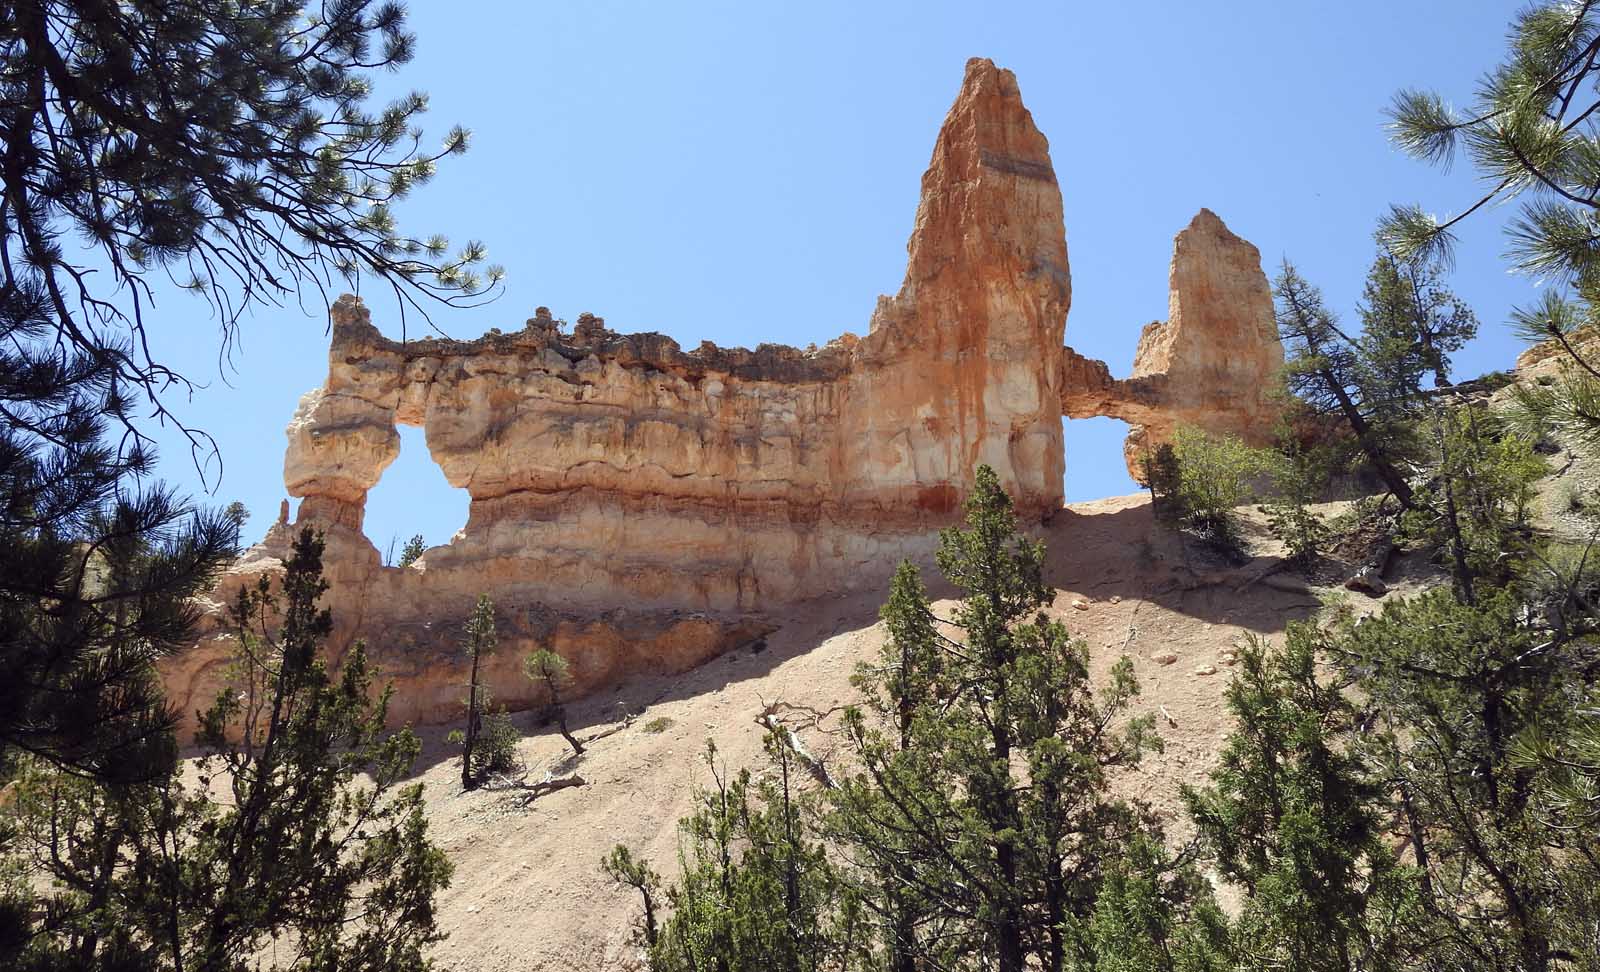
[359,494,1423,971]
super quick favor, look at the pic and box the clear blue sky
[142,1,1535,555]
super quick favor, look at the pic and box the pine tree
[0,322,238,783]
[1184,629,1418,972]
[1081,836,1232,972]
[648,737,846,972]
[602,845,662,949]
[4,528,452,971]
[1398,406,1546,603]
[1356,254,1477,397]
[832,465,1166,972]
[1141,442,1187,525]
[1274,260,1417,508]
[1328,587,1599,972]
[397,535,427,569]
[1383,2,1600,449]
[526,647,585,756]
[459,593,499,789]
[827,562,943,972]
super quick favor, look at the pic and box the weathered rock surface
[276,59,1070,617]
[1515,323,1600,383]
[1061,208,1284,477]
[164,59,1286,731]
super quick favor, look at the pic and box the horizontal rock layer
[166,59,1284,730]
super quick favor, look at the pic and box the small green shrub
[470,707,520,779]
[1161,426,1271,552]
[1556,479,1590,515]
[642,716,674,734]
[1555,473,1600,521]
[1265,446,1331,568]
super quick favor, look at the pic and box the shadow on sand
[391,494,1330,781]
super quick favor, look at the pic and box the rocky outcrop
[1061,208,1284,478]
[164,59,1286,732]
[1515,323,1600,383]
[281,58,1068,616]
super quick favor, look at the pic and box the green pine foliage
[649,738,849,972]
[1184,630,1419,972]
[0,323,239,783]
[1,0,501,437]
[1383,3,1600,294]
[1356,254,1478,396]
[831,466,1173,972]
[1079,837,1232,972]
[1383,2,1600,451]
[602,845,663,949]
[2,528,451,971]
[397,535,427,569]
[1275,260,1419,508]
[1398,407,1547,599]
[1330,587,1600,971]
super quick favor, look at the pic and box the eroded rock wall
[283,57,1070,615]
[165,59,1286,731]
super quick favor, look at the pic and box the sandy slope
[393,494,1403,971]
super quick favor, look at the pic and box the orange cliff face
[161,59,1284,732]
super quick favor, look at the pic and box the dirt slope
[383,494,1405,971]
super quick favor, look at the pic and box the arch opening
[364,424,469,566]
[1062,415,1140,504]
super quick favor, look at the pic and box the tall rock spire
[855,57,1070,517]
[1122,208,1283,471]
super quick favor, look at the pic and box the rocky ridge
[163,58,1284,731]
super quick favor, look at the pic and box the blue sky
[142,1,1533,554]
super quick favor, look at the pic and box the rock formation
[1515,323,1600,383]
[1059,208,1283,477]
[163,58,1285,732]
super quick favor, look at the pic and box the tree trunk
[1326,369,1415,509]
[1434,419,1476,607]
[991,707,1025,972]
[555,703,585,755]
[462,648,482,789]
[891,910,918,972]
[640,888,658,947]
[1399,781,1435,910]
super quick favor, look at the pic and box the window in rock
[364,424,470,566]
[1062,415,1141,503]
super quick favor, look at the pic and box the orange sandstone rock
[1061,208,1284,478]
[164,60,1286,731]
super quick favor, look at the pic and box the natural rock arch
[164,58,1283,730]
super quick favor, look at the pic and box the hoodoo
[1061,207,1285,475]
[163,59,1283,729]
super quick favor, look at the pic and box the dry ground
[378,492,1438,971]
